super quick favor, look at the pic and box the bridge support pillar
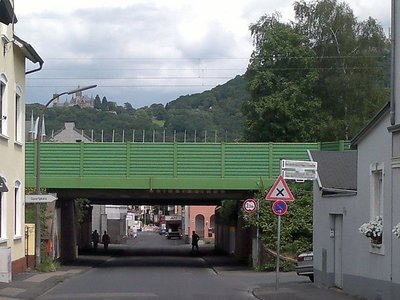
[59,199,77,263]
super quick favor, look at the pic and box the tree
[94,95,101,109]
[101,96,108,111]
[124,102,134,111]
[243,13,323,142]
[150,103,167,120]
[293,0,390,140]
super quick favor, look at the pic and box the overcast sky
[14,0,391,108]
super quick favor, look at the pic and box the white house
[310,103,393,299]
[310,4,400,298]
[0,0,43,281]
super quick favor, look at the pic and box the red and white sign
[243,198,257,213]
[265,175,295,202]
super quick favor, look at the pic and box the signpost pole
[256,197,260,268]
[276,215,281,290]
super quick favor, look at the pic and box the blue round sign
[272,200,288,216]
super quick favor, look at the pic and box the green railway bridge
[25,141,348,205]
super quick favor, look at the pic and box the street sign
[243,198,257,213]
[165,215,182,221]
[265,175,295,201]
[282,169,317,181]
[281,159,317,182]
[25,194,58,204]
[272,200,287,216]
[281,159,317,170]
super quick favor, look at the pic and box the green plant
[36,255,60,272]
[217,200,238,226]
[258,259,295,272]
[75,198,91,224]
[243,181,313,257]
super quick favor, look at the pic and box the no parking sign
[272,200,287,216]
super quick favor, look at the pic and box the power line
[26,84,219,88]
[28,76,235,80]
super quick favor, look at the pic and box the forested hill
[164,75,249,141]
[26,75,249,143]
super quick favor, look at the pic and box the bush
[36,255,60,273]
[243,182,313,258]
[258,259,295,272]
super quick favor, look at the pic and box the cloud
[16,0,391,107]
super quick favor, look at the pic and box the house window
[15,89,22,143]
[0,192,2,239]
[0,74,8,136]
[0,81,4,134]
[0,191,4,240]
[368,162,384,251]
[370,163,384,219]
[14,181,21,237]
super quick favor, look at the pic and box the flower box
[359,216,383,245]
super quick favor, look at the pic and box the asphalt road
[36,231,303,300]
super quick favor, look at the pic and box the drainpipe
[13,35,44,75]
[390,0,397,125]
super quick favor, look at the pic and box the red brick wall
[12,256,27,275]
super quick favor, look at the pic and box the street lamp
[34,85,97,266]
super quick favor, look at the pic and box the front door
[334,214,343,288]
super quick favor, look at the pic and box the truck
[165,215,182,239]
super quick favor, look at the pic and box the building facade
[52,88,94,108]
[311,4,400,299]
[185,205,216,242]
[0,0,43,281]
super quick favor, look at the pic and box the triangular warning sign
[265,175,295,201]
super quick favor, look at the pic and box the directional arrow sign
[265,175,295,202]
[25,194,58,204]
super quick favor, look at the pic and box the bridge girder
[49,188,255,206]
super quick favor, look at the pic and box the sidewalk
[0,268,85,300]
[0,255,108,300]
[201,248,360,300]
[252,282,360,300]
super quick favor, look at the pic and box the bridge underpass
[48,188,252,205]
[25,141,347,261]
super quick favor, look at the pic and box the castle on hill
[52,86,94,108]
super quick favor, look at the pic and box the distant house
[184,205,216,242]
[52,122,92,142]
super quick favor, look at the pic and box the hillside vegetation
[26,75,249,143]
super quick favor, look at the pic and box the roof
[0,0,17,25]
[52,122,92,142]
[350,102,390,148]
[13,35,44,70]
[309,150,357,196]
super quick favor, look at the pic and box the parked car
[295,251,314,282]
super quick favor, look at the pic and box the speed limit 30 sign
[243,198,257,213]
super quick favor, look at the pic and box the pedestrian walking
[133,227,138,238]
[191,231,200,252]
[91,230,100,250]
[102,230,110,251]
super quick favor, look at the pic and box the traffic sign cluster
[266,175,294,215]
